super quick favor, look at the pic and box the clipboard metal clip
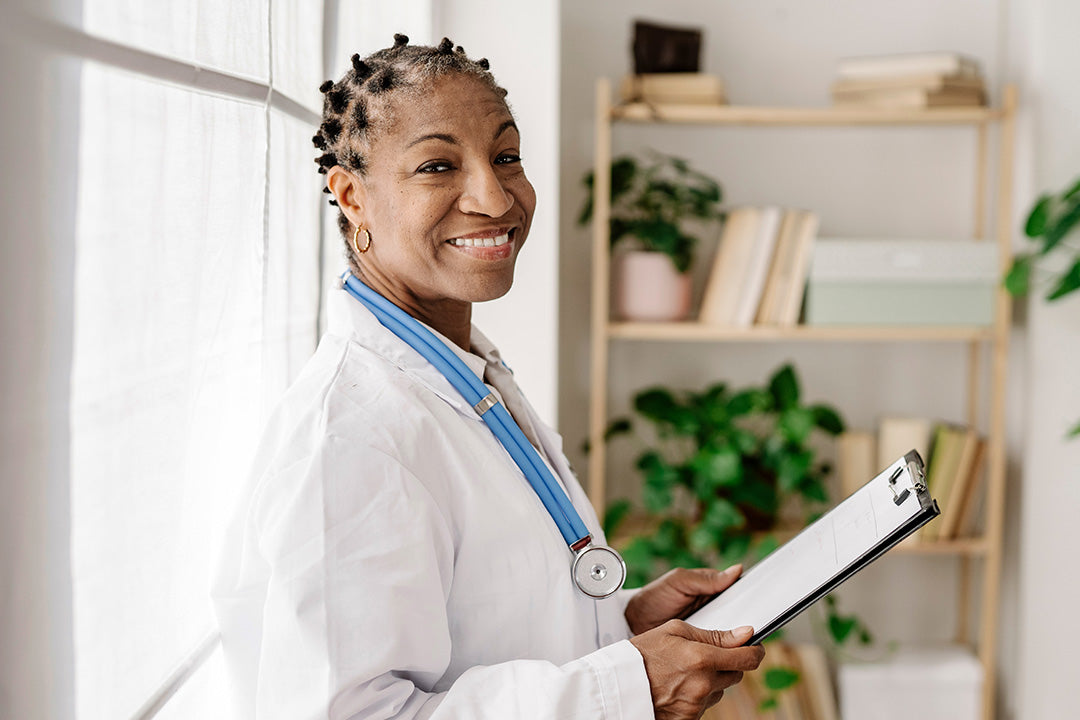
[888,467,911,506]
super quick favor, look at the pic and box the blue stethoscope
[341,273,626,599]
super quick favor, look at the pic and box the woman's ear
[326,166,367,228]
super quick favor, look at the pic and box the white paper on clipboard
[686,451,939,643]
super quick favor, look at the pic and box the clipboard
[686,450,938,644]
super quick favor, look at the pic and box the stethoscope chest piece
[572,544,626,598]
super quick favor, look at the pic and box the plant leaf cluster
[1005,175,1080,438]
[578,152,723,273]
[604,363,844,587]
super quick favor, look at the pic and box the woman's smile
[446,227,517,259]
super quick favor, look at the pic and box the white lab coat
[213,284,653,719]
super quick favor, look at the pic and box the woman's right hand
[629,620,765,720]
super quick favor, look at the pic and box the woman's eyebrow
[404,120,518,150]
[494,119,518,141]
[406,132,458,149]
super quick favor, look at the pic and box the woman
[213,35,763,720]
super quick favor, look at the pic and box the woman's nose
[458,163,514,217]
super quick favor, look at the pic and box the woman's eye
[495,153,522,165]
[418,161,453,174]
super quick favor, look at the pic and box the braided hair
[313,34,510,268]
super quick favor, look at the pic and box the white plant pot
[614,250,692,322]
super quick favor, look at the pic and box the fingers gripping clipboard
[686,451,939,644]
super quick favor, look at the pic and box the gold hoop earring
[352,226,372,255]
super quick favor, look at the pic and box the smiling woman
[326,69,535,348]
[211,35,763,720]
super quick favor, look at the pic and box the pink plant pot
[614,251,692,322]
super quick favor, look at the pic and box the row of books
[699,207,818,327]
[617,51,987,110]
[831,52,987,109]
[619,72,727,105]
[707,643,837,720]
[837,417,986,542]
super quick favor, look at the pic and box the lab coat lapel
[329,286,485,423]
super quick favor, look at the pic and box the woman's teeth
[449,232,510,248]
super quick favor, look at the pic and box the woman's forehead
[385,75,515,142]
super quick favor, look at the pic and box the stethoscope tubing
[343,274,590,547]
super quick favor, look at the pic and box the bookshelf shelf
[608,322,994,343]
[587,78,1016,720]
[612,101,1003,126]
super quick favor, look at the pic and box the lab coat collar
[327,283,493,419]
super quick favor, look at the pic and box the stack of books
[698,207,819,327]
[619,73,727,105]
[830,52,986,108]
[836,417,986,543]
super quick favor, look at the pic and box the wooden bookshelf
[612,101,1004,126]
[586,79,1017,720]
[608,322,994,343]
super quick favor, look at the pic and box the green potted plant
[1005,174,1080,438]
[603,363,872,707]
[603,363,846,584]
[579,152,723,322]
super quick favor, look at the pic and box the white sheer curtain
[69,1,325,717]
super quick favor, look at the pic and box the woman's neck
[357,270,473,352]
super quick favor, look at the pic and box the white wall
[1014,0,1080,716]
[436,0,561,425]
[557,1,1063,717]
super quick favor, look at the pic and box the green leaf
[1068,417,1080,438]
[688,524,717,554]
[777,451,812,494]
[730,478,778,516]
[1024,194,1052,238]
[752,534,780,562]
[801,476,830,504]
[728,388,768,416]
[1004,254,1032,297]
[603,499,632,538]
[620,536,655,568]
[718,533,752,567]
[634,388,697,434]
[759,698,779,712]
[731,428,760,454]
[1064,176,1080,201]
[701,498,745,534]
[828,615,858,644]
[768,364,800,411]
[689,445,742,496]
[859,627,874,645]
[779,407,814,444]
[610,156,638,201]
[652,519,686,557]
[811,404,845,434]
[603,418,633,442]
[1041,197,1080,254]
[638,451,678,512]
[1046,257,1080,301]
[642,484,672,513]
[764,667,800,691]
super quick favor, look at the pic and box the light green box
[806,282,995,325]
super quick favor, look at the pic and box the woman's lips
[445,228,517,259]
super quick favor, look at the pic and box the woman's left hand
[624,564,743,635]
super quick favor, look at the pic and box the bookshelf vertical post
[978,82,1017,720]
[587,79,613,508]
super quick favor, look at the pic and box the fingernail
[723,563,742,576]
[733,625,753,637]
